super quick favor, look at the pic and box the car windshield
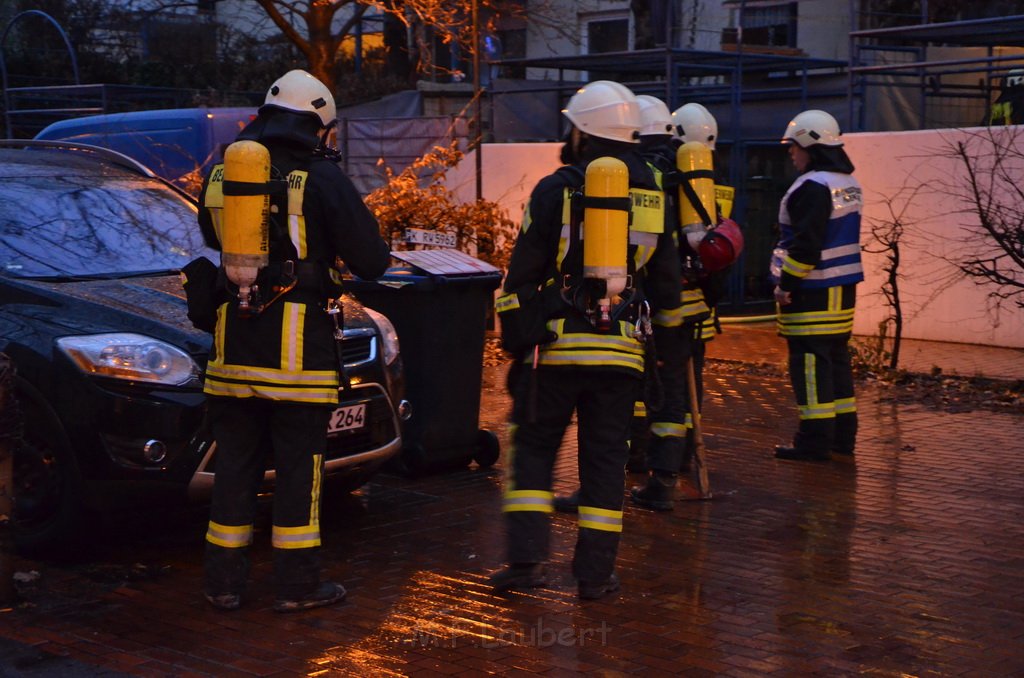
[0,152,216,279]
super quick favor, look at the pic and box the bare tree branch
[941,128,1024,308]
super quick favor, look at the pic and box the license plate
[328,403,366,434]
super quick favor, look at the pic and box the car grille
[342,328,375,366]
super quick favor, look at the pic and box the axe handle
[686,356,711,497]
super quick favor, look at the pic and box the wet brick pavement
[1,325,1022,676]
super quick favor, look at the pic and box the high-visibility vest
[776,171,864,289]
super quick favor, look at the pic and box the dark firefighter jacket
[497,149,684,375]
[197,136,390,405]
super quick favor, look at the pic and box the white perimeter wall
[445,142,563,230]
[844,128,1023,348]
[448,131,1024,349]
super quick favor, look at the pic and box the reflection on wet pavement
[1,361,1022,676]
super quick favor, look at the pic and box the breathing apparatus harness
[219,141,340,317]
[559,161,653,337]
[656,143,722,343]
[514,160,660,421]
[566,159,660,407]
[661,159,715,285]
[219,140,354,392]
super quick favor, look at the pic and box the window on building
[582,13,632,81]
[586,17,630,54]
[495,29,526,79]
[723,1,798,49]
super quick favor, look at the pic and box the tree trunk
[306,4,340,87]
[888,242,902,370]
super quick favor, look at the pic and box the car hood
[3,275,375,359]
[5,275,211,356]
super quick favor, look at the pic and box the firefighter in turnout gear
[551,94,678,514]
[195,70,390,611]
[670,102,738,478]
[490,81,684,599]
[986,68,1024,126]
[629,96,713,509]
[772,109,863,462]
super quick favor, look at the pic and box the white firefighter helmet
[562,80,641,144]
[263,70,337,128]
[636,95,674,137]
[1005,68,1024,88]
[781,109,843,148]
[672,102,718,150]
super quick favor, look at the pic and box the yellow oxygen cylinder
[221,140,270,314]
[583,156,630,298]
[583,156,630,332]
[676,140,716,251]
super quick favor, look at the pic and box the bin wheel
[474,429,500,468]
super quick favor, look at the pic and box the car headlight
[362,307,400,365]
[56,333,201,386]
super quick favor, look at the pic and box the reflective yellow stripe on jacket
[699,308,717,342]
[204,303,340,403]
[204,164,226,243]
[537,319,645,372]
[286,171,309,258]
[680,287,710,322]
[628,186,665,271]
[778,286,854,337]
[542,183,665,371]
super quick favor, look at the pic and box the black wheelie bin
[345,248,503,475]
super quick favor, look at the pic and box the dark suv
[0,140,407,556]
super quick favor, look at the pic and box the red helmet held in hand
[699,218,744,273]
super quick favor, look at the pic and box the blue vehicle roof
[35,107,257,192]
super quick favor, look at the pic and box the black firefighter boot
[629,471,676,511]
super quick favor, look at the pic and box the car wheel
[474,429,500,468]
[12,380,86,558]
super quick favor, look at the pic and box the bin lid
[390,249,501,276]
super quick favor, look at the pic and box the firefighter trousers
[203,396,332,599]
[785,334,857,455]
[505,366,639,583]
[646,324,698,474]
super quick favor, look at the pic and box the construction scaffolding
[490,46,847,142]
[486,9,1024,309]
[848,13,1024,132]
[488,46,847,312]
